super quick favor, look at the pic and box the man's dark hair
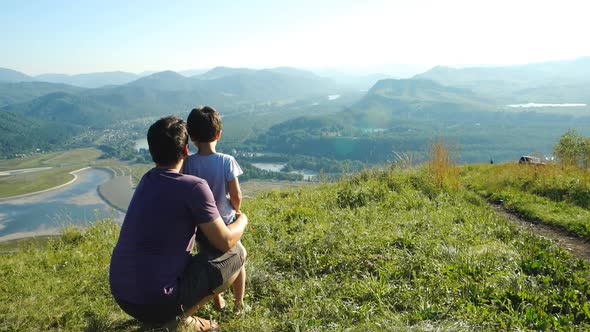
[147,116,188,166]
[187,106,222,143]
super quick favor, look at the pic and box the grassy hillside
[2,166,590,331]
[462,163,590,239]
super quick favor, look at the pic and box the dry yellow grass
[428,138,460,191]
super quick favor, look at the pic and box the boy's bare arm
[227,177,242,212]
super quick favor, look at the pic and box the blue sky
[2,0,590,75]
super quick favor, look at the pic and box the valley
[2,58,590,242]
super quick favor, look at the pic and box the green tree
[581,137,590,168]
[554,129,590,168]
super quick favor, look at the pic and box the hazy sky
[2,0,590,75]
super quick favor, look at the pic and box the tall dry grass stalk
[391,151,414,170]
[428,139,460,190]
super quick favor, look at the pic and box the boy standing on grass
[183,105,248,314]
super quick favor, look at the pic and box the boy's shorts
[226,213,238,225]
[115,242,246,325]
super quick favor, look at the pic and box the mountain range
[0,68,142,88]
[2,57,590,161]
[414,57,590,103]
[0,66,341,130]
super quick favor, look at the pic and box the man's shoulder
[177,172,208,186]
[144,169,206,186]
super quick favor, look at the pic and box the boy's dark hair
[147,116,188,166]
[187,106,222,143]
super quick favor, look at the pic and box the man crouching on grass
[109,116,247,331]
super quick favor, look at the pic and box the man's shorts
[115,243,246,325]
[178,242,246,311]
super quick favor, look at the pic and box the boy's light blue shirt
[182,152,243,224]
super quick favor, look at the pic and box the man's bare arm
[199,213,248,252]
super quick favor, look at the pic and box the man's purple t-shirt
[109,168,220,304]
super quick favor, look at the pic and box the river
[0,168,124,241]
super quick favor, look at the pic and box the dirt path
[490,204,590,263]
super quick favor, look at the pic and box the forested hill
[0,81,83,107]
[1,67,339,129]
[0,109,81,157]
[364,78,492,108]
[0,66,343,158]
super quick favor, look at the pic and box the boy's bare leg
[232,266,246,309]
[182,268,241,318]
[214,292,226,309]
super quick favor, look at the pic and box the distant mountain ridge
[414,57,590,102]
[0,68,33,82]
[0,68,142,88]
[35,71,141,88]
[416,57,590,85]
[0,81,83,107]
[126,70,196,91]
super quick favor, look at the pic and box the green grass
[462,163,590,239]
[240,179,318,198]
[0,235,54,253]
[0,148,103,169]
[2,167,590,331]
[0,148,105,198]
[0,166,78,198]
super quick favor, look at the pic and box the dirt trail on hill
[491,204,590,264]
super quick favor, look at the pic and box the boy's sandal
[183,316,218,332]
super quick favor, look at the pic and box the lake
[251,163,285,172]
[507,103,587,108]
[134,138,149,151]
[0,168,124,241]
[289,169,318,181]
[251,163,318,181]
